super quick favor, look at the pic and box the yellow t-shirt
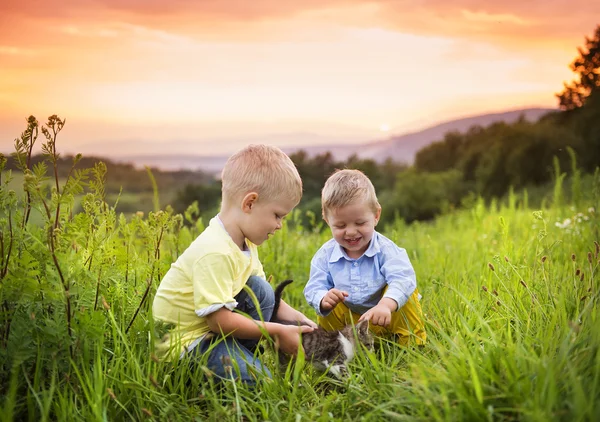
[152,216,265,359]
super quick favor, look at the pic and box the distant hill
[282,107,555,163]
[110,107,555,173]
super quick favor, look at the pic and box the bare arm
[276,300,318,328]
[206,308,314,354]
[206,308,274,339]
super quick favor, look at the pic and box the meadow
[0,143,599,421]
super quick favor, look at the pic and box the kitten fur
[271,279,374,378]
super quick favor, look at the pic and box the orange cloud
[2,1,597,44]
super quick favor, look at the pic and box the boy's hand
[273,324,315,355]
[295,312,318,329]
[275,300,318,328]
[320,289,349,312]
[359,303,392,326]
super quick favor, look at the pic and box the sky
[0,1,598,158]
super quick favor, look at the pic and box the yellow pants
[318,289,427,345]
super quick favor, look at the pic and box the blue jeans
[191,276,275,384]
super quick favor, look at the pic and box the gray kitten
[271,279,374,378]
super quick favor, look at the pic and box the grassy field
[0,169,599,421]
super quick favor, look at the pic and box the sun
[379,123,390,132]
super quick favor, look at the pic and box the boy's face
[325,200,381,259]
[242,195,297,246]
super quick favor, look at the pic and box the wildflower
[492,289,499,296]
[520,280,527,288]
[555,218,572,229]
[488,263,495,271]
[541,256,547,263]
[576,268,581,276]
[504,256,509,262]
[482,285,488,292]
[571,253,576,261]
[589,207,595,214]
[496,301,502,307]
[589,252,593,263]
[580,272,585,282]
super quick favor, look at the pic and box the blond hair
[221,144,302,206]
[322,169,380,218]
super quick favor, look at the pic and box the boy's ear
[374,207,382,225]
[241,192,259,213]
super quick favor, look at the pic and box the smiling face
[240,194,297,246]
[325,199,381,259]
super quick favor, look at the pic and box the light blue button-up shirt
[304,231,417,316]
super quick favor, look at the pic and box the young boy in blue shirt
[304,169,426,345]
[153,145,316,383]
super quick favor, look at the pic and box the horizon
[1,1,596,158]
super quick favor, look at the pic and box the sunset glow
[1,1,597,158]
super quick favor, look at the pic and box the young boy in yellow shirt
[304,169,426,345]
[153,145,316,383]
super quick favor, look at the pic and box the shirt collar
[328,232,381,263]
[213,215,249,252]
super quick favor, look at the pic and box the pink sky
[1,1,597,157]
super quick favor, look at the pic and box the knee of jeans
[246,276,275,307]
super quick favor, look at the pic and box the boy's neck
[217,211,247,251]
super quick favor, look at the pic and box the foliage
[380,169,467,223]
[5,154,214,202]
[172,181,222,223]
[557,24,600,110]
[415,119,583,198]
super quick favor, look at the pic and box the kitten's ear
[356,319,369,333]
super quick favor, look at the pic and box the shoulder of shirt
[189,220,239,258]
[374,231,405,254]
[313,238,339,259]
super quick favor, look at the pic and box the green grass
[1,175,599,421]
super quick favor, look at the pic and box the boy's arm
[303,251,334,316]
[379,246,417,310]
[275,300,318,328]
[206,308,313,355]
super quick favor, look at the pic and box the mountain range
[115,107,554,174]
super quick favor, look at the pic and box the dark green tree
[557,24,600,110]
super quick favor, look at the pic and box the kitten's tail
[272,279,294,321]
